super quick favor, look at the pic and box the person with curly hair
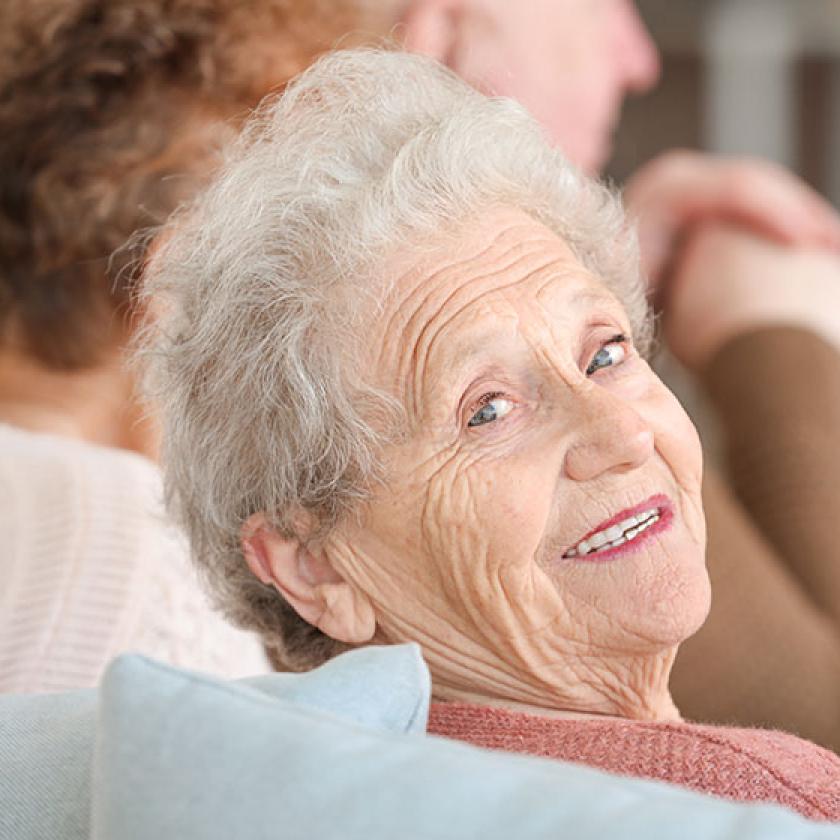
[0,0,385,692]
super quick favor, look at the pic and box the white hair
[139,47,650,670]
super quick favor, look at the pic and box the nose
[615,0,661,94]
[563,387,655,482]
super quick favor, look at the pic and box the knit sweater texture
[0,423,268,693]
[428,701,840,822]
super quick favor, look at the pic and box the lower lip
[567,497,674,563]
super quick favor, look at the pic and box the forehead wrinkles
[376,230,574,416]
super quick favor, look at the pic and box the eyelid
[475,390,505,407]
[590,331,626,352]
[465,390,504,423]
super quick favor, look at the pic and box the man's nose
[616,0,661,94]
[563,388,655,482]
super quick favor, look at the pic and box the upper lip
[566,493,672,551]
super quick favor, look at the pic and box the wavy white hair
[139,47,651,670]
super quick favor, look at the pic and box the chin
[599,533,711,653]
[586,139,613,175]
[633,550,712,649]
[571,124,614,175]
[546,114,611,174]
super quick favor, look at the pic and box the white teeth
[563,507,661,559]
[604,525,623,542]
[589,531,609,549]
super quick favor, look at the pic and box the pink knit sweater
[0,423,269,693]
[428,702,840,822]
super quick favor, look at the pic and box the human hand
[624,150,840,292]
[663,221,840,372]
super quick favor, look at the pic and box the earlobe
[318,583,377,645]
[399,0,462,65]
[241,513,376,646]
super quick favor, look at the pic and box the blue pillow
[0,689,96,840]
[0,643,428,840]
[238,643,429,733]
[92,652,840,840]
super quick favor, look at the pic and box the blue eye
[468,395,514,427]
[586,335,627,376]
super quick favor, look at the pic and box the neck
[432,684,681,723]
[426,643,683,723]
[0,343,160,460]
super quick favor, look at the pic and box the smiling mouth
[562,495,673,560]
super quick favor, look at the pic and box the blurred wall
[607,0,840,206]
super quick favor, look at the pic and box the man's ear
[241,513,376,645]
[399,0,464,66]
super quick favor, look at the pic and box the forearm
[702,326,840,621]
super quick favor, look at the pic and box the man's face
[445,0,660,173]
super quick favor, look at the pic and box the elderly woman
[142,49,840,819]
[394,0,840,750]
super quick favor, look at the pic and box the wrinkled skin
[321,207,710,720]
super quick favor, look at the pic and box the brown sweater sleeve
[671,327,840,752]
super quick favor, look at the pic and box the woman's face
[447,0,660,173]
[325,207,709,718]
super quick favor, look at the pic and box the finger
[718,162,840,249]
[625,151,840,288]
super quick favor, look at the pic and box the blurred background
[609,0,840,205]
[606,0,840,454]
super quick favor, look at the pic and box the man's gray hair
[139,47,651,671]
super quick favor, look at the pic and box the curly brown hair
[0,0,379,369]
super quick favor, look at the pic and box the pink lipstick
[561,494,674,562]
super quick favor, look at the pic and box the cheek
[474,26,616,159]
[417,446,582,646]
[528,68,617,159]
[644,384,707,547]
[420,449,554,585]
[622,366,704,484]
[650,389,703,485]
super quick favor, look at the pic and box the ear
[399,0,465,65]
[242,513,376,645]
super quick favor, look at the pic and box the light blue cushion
[0,689,96,840]
[0,644,428,840]
[239,643,430,733]
[92,652,840,840]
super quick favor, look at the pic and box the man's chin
[588,135,614,176]
[570,136,612,176]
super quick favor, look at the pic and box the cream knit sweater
[0,423,268,693]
